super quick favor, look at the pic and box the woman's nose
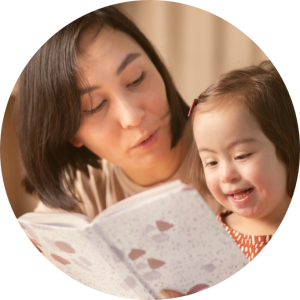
[117,97,145,128]
[220,162,240,183]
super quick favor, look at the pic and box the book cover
[18,180,248,299]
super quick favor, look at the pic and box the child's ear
[69,137,83,148]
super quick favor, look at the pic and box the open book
[18,180,248,299]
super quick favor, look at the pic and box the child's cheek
[205,176,220,199]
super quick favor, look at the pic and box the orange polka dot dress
[217,211,273,261]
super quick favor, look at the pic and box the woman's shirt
[217,210,273,261]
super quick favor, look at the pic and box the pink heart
[128,249,146,260]
[51,254,71,265]
[156,220,174,231]
[147,258,166,269]
[187,284,209,295]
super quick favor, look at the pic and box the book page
[92,185,248,298]
[18,181,248,299]
[19,218,143,299]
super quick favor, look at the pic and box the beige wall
[1,1,268,217]
[117,1,267,103]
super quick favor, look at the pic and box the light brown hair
[16,6,189,210]
[190,60,299,199]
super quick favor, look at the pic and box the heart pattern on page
[156,220,174,231]
[128,249,146,260]
[187,283,210,294]
[147,258,166,269]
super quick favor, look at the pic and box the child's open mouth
[230,188,254,200]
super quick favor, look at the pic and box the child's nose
[220,163,240,183]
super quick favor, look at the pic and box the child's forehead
[193,105,266,153]
[193,101,260,137]
[192,94,265,146]
[194,94,240,114]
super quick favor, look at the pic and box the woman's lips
[133,130,158,150]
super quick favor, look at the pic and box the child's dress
[217,211,273,261]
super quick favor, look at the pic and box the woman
[17,6,222,218]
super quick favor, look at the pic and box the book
[18,180,248,299]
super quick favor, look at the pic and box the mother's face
[70,26,171,172]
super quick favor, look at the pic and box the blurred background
[1,1,268,218]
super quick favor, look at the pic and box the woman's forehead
[77,26,143,58]
[75,26,149,88]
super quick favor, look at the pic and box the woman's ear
[69,137,83,148]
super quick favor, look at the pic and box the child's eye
[235,153,251,160]
[127,72,145,87]
[205,161,218,167]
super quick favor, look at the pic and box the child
[188,60,299,261]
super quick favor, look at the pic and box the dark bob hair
[190,60,299,199]
[16,6,189,211]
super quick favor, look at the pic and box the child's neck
[224,197,291,236]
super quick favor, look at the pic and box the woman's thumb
[159,290,184,298]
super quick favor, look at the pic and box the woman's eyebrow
[78,53,142,96]
[116,53,142,75]
[79,86,99,96]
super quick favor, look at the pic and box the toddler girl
[188,60,299,261]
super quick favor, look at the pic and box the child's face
[193,102,290,221]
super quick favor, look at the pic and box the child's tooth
[233,189,251,199]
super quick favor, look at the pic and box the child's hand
[159,290,184,298]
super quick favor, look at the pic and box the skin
[70,26,189,186]
[159,290,184,298]
[193,102,291,235]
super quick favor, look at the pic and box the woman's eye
[127,72,145,87]
[83,100,107,115]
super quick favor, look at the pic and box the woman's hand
[159,290,184,298]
